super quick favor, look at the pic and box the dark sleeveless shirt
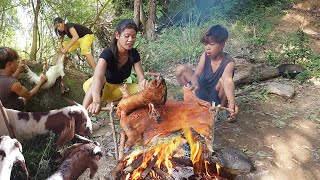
[0,75,24,110]
[57,23,93,38]
[99,47,140,84]
[195,53,234,104]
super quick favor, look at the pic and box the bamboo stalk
[119,130,125,159]
[0,100,16,138]
[109,102,119,160]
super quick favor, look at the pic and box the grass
[11,134,59,180]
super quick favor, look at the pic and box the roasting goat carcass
[116,76,167,119]
[117,77,214,149]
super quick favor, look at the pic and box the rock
[213,147,254,173]
[309,77,320,86]
[266,82,295,98]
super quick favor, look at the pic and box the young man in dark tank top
[175,25,238,121]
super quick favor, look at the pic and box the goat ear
[14,140,23,152]
[60,143,81,162]
[56,118,75,150]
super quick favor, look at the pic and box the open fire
[113,128,233,180]
[112,77,236,179]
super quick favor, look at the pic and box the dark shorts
[196,86,221,104]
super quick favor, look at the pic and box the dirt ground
[78,77,320,180]
[78,4,320,180]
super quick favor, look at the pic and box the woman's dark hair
[53,17,64,25]
[201,25,229,44]
[53,17,65,37]
[110,19,138,62]
[0,47,19,69]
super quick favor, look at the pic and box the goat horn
[74,134,93,143]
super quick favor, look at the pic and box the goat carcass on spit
[117,78,214,149]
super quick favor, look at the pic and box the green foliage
[11,134,59,180]
[265,31,314,64]
[138,14,204,71]
[295,70,311,83]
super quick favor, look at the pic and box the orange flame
[124,135,185,179]
[123,128,222,179]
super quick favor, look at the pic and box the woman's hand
[87,102,101,116]
[139,78,148,91]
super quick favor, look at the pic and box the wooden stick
[141,156,158,178]
[109,102,119,160]
[146,72,161,76]
[119,130,125,159]
[171,157,193,167]
[0,100,16,138]
[208,102,221,152]
[123,155,144,174]
[152,167,174,180]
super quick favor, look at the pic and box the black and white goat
[0,135,29,180]
[47,141,102,180]
[0,104,92,149]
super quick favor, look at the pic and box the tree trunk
[145,0,156,40]
[30,0,41,61]
[133,0,141,28]
[140,2,146,30]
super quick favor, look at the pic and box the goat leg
[18,160,29,180]
[89,161,99,179]
[148,103,162,123]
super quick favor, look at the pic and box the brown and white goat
[0,104,92,149]
[0,135,29,180]
[47,141,102,180]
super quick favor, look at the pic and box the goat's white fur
[26,54,65,89]
[0,104,92,139]
[0,136,25,180]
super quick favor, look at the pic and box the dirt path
[217,78,320,179]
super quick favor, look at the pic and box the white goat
[26,53,65,89]
[0,135,29,180]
